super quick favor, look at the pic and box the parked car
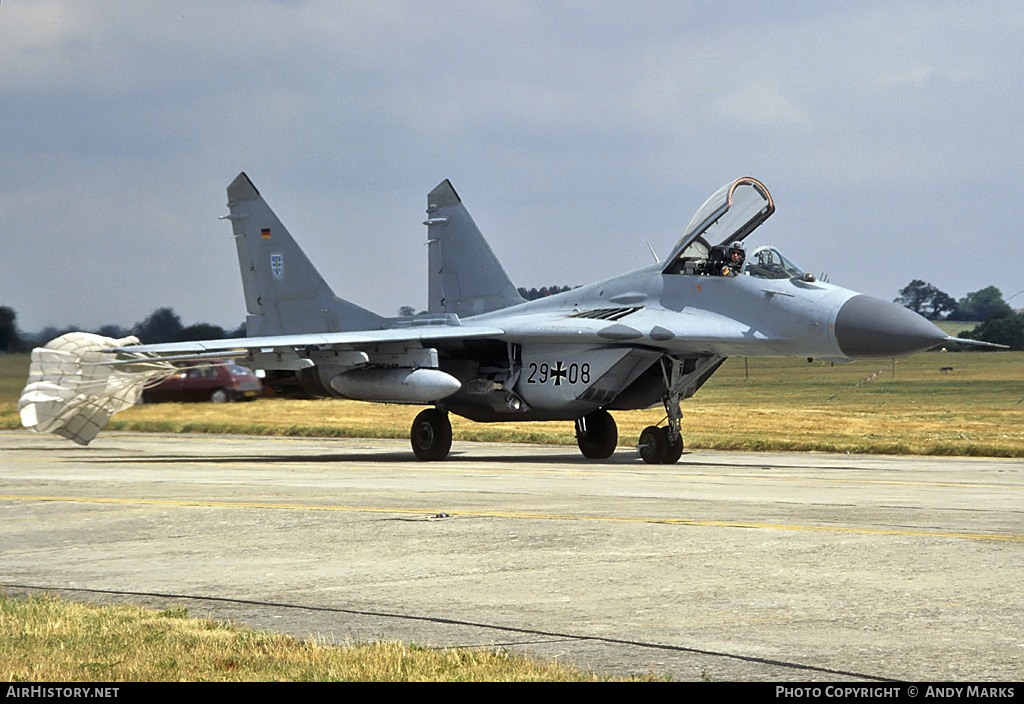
[141,363,262,403]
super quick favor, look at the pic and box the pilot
[720,241,745,276]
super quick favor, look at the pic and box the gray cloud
[2,1,1022,332]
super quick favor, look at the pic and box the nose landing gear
[638,424,684,464]
[637,355,722,465]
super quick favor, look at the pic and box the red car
[141,363,262,403]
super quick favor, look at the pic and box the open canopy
[663,177,774,272]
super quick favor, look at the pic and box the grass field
[1,592,651,682]
[934,319,981,337]
[3,350,1022,456]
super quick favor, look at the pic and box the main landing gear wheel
[575,409,617,459]
[638,426,684,465]
[411,408,452,461]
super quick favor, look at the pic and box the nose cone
[835,295,947,358]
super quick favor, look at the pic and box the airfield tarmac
[1,430,1022,682]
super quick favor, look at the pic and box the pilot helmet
[728,241,745,256]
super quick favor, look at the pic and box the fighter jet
[21,174,979,462]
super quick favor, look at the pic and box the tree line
[517,285,573,300]
[894,281,1023,350]
[0,306,244,354]
[1,289,576,352]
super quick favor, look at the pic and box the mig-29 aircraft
[21,174,972,462]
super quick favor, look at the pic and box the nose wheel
[638,425,684,464]
[637,357,688,465]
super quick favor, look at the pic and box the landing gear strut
[637,358,687,465]
[411,408,452,461]
[575,409,617,459]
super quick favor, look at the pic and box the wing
[110,324,507,368]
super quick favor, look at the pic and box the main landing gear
[575,409,618,459]
[411,408,452,461]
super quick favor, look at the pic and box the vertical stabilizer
[426,180,524,317]
[225,173,384,336]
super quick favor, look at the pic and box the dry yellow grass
[0,593,655,682]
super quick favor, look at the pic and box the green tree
[132,307,184,344]
[0,306,20,352]
[894,280,958,320]
[176,323,228,342]
[95,324,129,339]
[30,326,78,348]
[967,312,1024,350]
[956,286,1013,322]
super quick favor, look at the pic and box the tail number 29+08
[526,361,590,386]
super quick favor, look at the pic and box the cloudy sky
[2,1,1022,333]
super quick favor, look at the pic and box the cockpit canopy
[663,177,774,274]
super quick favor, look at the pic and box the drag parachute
[18,333,176,445]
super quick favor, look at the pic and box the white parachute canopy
[18,332,176,446]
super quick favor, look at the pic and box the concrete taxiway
[2,430,1023,681]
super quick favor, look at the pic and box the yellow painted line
[0,494,450,517]
[3,494,1023,542]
